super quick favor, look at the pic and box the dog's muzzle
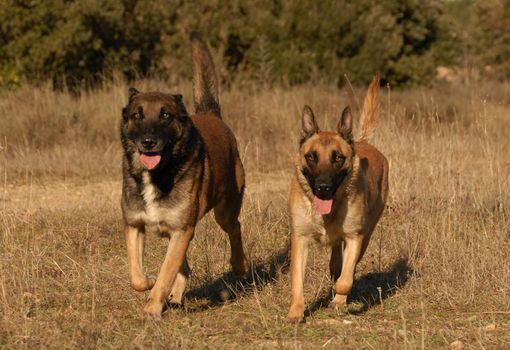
[313,174,334,199]
[136,137,166,170]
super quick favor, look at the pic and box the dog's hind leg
[125,225,155,292]
[168,256,190,305]
[329,241,343,281]
[358,205,385,262]
[214,195,249,278]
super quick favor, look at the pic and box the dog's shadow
[180,252,412,316]
[182,249,290,312]
[305,257,413,317]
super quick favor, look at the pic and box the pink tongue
[140,154,161,170]
[313,197,333,215]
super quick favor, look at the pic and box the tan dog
[287,75,389,322]
[120,33,248,319]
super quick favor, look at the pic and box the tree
[0,0,464,89]
[476,0,510,79]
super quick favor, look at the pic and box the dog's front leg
[143,226,194,319]
[287,232,309,323]
[331,234,362,307]
[125,225,155,291]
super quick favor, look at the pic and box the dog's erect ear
[128,87,139,103]
[338,106,353,142]
[301,105,319,139]
[122,107,128,122]
[174,94,188,120]
[122,88,139,122]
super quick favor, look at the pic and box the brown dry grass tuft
[1,79,509,348]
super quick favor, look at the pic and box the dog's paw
[330,294,348,312]
[143,299,163,320]
[145,276,156,290]
[287,305,305,323]
[232,256,249,278]
[168,301,184,310]
[146,276,156,290]
[131,276,156,292]
[287,315,305,324]
[167,295,184,309]
[330,294,347,307]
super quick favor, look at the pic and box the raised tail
[358,73,380,143]
[191,32,221,117]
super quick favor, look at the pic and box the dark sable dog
[120,33,248,319]
[287,74,389,322]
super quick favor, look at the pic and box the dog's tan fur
[287,74,389,322]
[122,34,248,318]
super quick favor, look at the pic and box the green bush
[0,0,173,89]
[475,0,510,80]
[0,0,462,89]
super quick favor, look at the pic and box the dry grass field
[1,79,509,349]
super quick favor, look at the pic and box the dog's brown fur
[120,33,248,319]
[287,74,389,322]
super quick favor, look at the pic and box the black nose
[142,138,156,150]
[315,183,331,195]
[314,174,333,197]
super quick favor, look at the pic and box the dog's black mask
[303,168,350,200]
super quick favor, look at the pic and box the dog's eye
[132,112,142,120]
[161,112,170,120]
[305,153,315,162]
[335,155,344,163]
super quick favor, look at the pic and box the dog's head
[298,105,354,215]
[121,88,190,171]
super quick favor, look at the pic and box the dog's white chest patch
[299,195,365,245]
[291,196,331,244]
[141,172,188,230]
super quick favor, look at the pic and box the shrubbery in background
[475,0,510,80]
[0,0,507,89]
[0,0,174,88]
